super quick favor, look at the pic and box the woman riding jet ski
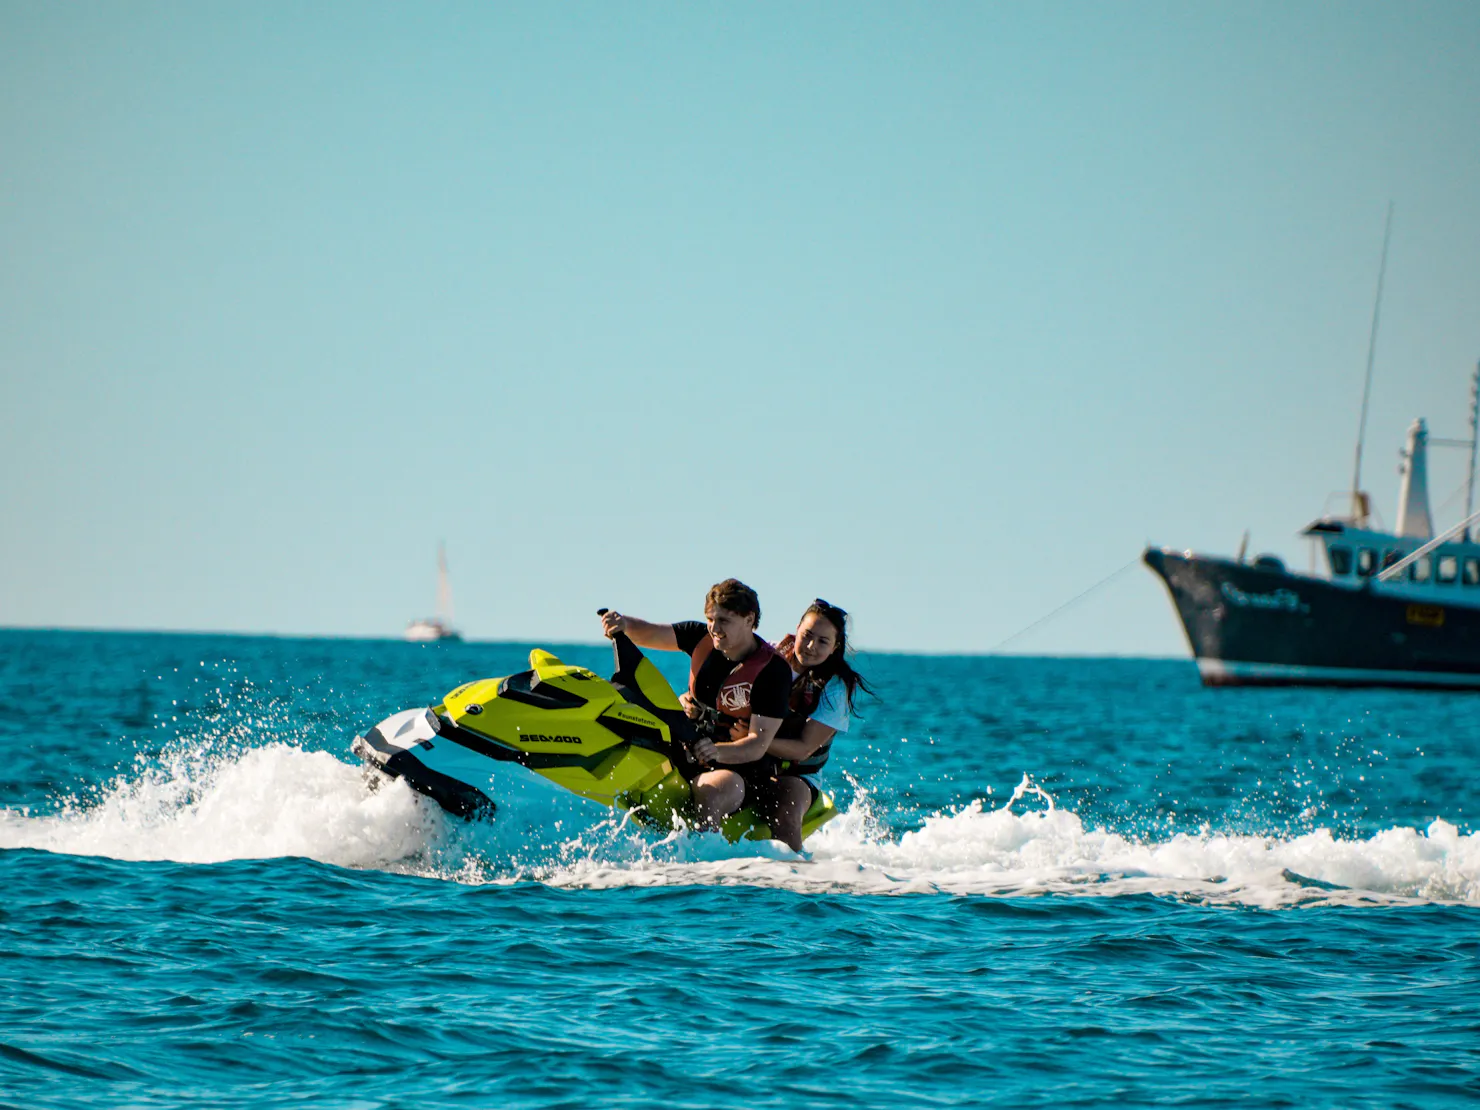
[352,629,838,844]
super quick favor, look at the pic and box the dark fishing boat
[1148,210,1480,689]
[1147,362,1480,689]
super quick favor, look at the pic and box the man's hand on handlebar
[600,610,628,639]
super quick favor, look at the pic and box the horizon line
[0,623,1188,662]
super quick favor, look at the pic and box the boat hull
[1143,547,1480,689]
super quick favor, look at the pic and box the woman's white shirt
[808,675,851,733]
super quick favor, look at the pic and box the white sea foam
[0,743,444,869]
[798,784,1480,907]
[527,777,1480,908]
[1,747,1476,908]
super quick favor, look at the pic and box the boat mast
[1427,362,1480,542]
[1350,202,1394,526]
[437,542,454,627]
[1469,362,1480,539]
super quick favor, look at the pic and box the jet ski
[352,630,838,844]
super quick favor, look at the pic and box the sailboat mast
[1351,202,1394,525]
[437,542,454,626]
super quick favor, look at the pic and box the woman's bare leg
[771,776,811,852]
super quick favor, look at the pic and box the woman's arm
[697,713,783,765]
[600,611,678,651]
[766,718,836,762]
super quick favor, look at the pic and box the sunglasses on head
[813,598,847,619]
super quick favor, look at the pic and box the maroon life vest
[688,635,777,722]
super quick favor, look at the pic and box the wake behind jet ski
[353,631,838,844]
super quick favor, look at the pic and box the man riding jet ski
[352,630,838,844]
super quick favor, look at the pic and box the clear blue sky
[3,2,1479,654]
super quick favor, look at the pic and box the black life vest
[688,635,778,724]
[779,670,835,776]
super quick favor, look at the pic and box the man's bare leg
[691,769,745,829]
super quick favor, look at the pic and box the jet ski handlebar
[598,607,720,769]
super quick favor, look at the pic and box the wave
[0,743,441,870]
[1,745,1475,908]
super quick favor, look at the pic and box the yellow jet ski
[352,631,838,844]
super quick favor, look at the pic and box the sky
[3,1,1479,655]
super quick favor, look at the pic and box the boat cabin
[1301,414,1480,601]
[1304,519,1480,592]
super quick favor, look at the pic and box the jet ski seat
[497,669,590,710]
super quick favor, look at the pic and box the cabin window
[1465,557,1480,586]
[1409,554,1432,583]
[1382,549,1404,571]
[1328,545,1353,575]
[1357,548,1377,577]
[1436,553,1458,584]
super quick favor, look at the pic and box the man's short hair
[705,578,760,624]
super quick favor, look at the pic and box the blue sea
[1,630,1477,1109]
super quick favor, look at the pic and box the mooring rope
[991,556,1144,653]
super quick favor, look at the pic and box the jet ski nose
[357,707,441,755]
[354,706,494,819]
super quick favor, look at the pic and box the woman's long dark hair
[778,599,873,712]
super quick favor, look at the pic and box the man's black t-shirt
[672,620,792,720]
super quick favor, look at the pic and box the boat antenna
[1466,362,1479,540]
[1350,201,1393,525]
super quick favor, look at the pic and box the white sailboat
[404,543,462,642]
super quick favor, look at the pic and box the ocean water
[1,630,1477,1109]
